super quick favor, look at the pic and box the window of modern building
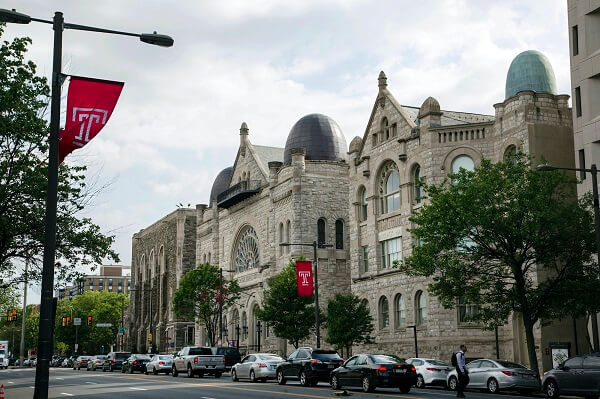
[380,237,402,268]
[394,294,406,328]
[359,186,368,222]
[381,117,390,141]
[458,296,479,323]
[279,222,284,255]
[99,278,104,291]
[361,246,369,273]
[415,291,427,325]
[452,155,475,175]
[317,218,326,247]
[108,278,113,292]
[413,165,423,203]
[572,25,579,56]
[127,280,131,290]
[89,279,94,291]
[286,220,291,253]
[379,296,389,329]
[382,170,400,213]
[579,149,586,180]
[335,220,344,249]
[575,86,582,117]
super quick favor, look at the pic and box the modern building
[56,265,131,300]
[128,50,586,371]
[567,0,600,352]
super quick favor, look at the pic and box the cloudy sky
[4,0,570,303]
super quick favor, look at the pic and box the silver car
[145,354,173,375]
[406,358,452,388]
[231,353,285,382]
[447,359,540,394]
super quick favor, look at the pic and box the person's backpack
[451,352,458,367]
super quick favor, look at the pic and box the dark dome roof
[210,167,232,203]
[505,50,557,99]
[283,113,347,164]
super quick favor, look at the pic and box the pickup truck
[172,346,226,378]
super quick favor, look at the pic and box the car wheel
[129,366,134,374]
[448,376,458,391]
[172,366,178,377]
[400,385,411,394]
[300,370,309,387]
[198,372,204,378]
[362,375,375,392]
[331,374,342,390]
[232,369,239,382]
[144,367,148,375]
[544,380,559,399]
[187,365,194,378]
[214,372,222,379]
[153,367,158,376]
[250,370,256,383]
[277,369,287,385]
[416,374,425,389]
[102,366,106,372]
[487,377,499,394]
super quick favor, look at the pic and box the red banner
[296,261,314,297]
[59,76,124,163]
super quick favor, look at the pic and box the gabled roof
[253,145,284,172]
[402,105,495,126]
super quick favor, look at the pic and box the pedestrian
[455,344,469,398]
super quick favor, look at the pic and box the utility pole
[19,258,28,364]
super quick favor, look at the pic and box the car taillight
[133,360,137,365]
[222,357,226,363]
[194,357,198,364]
[112,358,115,363]
[159,361,164,365]
[411,365,416,372]
[426,367,441,371]
[502,370,515,376]
[311,359,322,364]
[258,363,267,368]
[377,365,388,373]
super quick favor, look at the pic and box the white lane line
[56,377,64,380]
[30,386,35,388]
[60,393,74,397]
[130,387,148,391]
[85,381,98,384]
[7,381,14,384]
[201,397,216,399]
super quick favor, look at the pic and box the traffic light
[87,316,92,327]
[66,316,71,326]
[62,317,66,327]
[6,309,17,322]
[148,333,153,343]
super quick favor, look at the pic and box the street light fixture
[279,241,333,348]
[537,163,600,352]
[0,8,172,398]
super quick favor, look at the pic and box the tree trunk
[523,315,540,377]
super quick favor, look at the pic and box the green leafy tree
[255,260,318,349]
[325,293,374,357]
[0,25,119,290]
[173,263,240,346]
[399,154,600,376]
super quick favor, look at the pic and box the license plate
[328,364,335,369]
[394,368,406,374]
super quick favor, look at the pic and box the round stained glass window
[234,226,260,272]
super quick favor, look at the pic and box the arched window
[232,309,240,336]
[279,223,284,256]
[413,165,423,203]
[317,218,326,247]
[223,315,228,338]
[203,254,206,263]
[503,145,517,163]
[379,296,390,329]
[451,155,475,174]
[207,252,211,264]
[286,220,291,253]
[234,226,260,272]
[380,163,400,214]
[381,117,390,140]
[394,294,406,328]
[242,312,248,340]
[358,186,368,222]
[335,220,344,249]
[415,291,427,325]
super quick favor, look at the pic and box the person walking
[455,344,469,398]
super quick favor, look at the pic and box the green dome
[505,50,557,99]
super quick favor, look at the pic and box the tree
[255,259,318,349]
[0,25,119,290]
[325,293,374,357]
[399,154,600,376]
[173,263,240,346]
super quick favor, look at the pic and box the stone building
[128,50,586,371]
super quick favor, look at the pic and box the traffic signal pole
[19,258,28,365]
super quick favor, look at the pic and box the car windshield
[137,355,151,360]
[158,355,172,360]
[312,351,342,361]
[258,355,283,361]
[495,360,526,369]
[371,355,404,364]
[427,360,449,366]
[188,347,212,355]
[115,353,131,359]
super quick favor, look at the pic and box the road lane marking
[200,397,216,399]
[56,377,64,380]
[130,387,148,391]
[7,381,13,383]
[60,393,74,396]
[85,381,98,384]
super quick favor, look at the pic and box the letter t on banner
[59,76,124,163]
[296,261,314,297]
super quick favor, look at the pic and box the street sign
[73,318,81,326]
[118,327,128,333]
[96,323,112,327]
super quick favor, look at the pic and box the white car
[231,353,284,382]
[406,358,452,389]
[145,355,173,375]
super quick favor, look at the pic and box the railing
[437,127,488,144]
[217,180,262,208]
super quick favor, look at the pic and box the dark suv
[276,348,344,386]
[102,351,131,372]
[121,354,151,374]
[542,354,600,398]
[216,347,241,371]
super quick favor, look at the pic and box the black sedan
[276,348,344,386]
[121,354,152,374]
[330,354,417,393]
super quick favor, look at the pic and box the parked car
[330,354,416,393]
[32,357,37,367]
[217,347,241,371]
[24,356,36,367]
[542,354,600,398]
[406,357,452,388]
[87,355,106,371]
[73,356,91,370]
[102,351,131,372]
[172,346,226,378]
[51,355,64,367]
[231,353,285,382]
[65,355,77,368]
[122,354,151,374]
[447,358,539,394]
[276,347,344,387]
[145,354,173,375]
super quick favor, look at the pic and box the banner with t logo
[59,76,124,163]
[296,261,314,297]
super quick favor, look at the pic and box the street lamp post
[538,163,600,352]
[408,325,418,358]
[0,8,173,398]
[280,241,332,349]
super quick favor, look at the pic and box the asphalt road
[0,367,545,399]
